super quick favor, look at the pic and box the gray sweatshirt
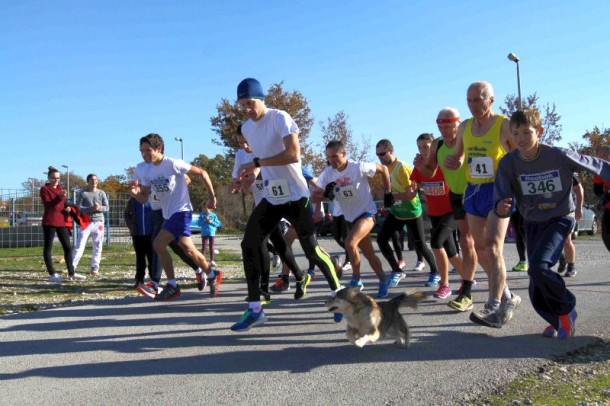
[78,189,109,222]
[494,144,610,223]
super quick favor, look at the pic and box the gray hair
[468,81,494,100]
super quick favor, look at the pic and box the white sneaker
[341,262,352,272]
[48,274,62,283]
[210,261,217,268]
[397,260,406,270]
[91,269,100,276]
[69,273,86,281]
[270,255,281,272]
[413,261,426,272]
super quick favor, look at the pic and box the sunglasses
[376,151,389,157]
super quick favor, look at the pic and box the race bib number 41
[519,170,563,195]
[468,157,494,179]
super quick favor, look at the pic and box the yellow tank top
[464,115,506,184]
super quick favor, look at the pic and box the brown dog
[325,288,426,348]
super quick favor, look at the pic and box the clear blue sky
[2,0,609,190]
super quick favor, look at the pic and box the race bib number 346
[519,170,563,195]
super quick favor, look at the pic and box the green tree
[313,111,373,174]
[500,93,562,145]
[210,81,315,162]
[189,153,234,210]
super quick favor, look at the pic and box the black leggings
[429,213,458,257]
[133,234,153,283]
[510,209,527,261]
[241,198,340,301]
[331,214,349,260]
[377,213,437,273]
[260,224,304,291]
[42,226,75,276]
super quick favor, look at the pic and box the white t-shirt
[317,161,377,222]
[140,156,192,219]
[232,148,254,179]
[133,161,162,210]
[241,108,308,205]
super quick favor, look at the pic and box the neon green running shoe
[512,261,529,272]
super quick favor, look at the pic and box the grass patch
[0,242,243,314]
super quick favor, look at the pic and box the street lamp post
[507,52,522,109]
[174,137,184,160]
[61,164,70,198]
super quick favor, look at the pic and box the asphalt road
[1,237,609,405]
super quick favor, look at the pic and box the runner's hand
[323,182,336,200]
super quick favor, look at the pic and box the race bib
[264,178,290,201]
[253,180,264,193]
[468,157,494,179]
[337,184,357,200]
[422,181,446,196]
[519,171,563,196]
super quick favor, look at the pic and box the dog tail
[392,291,427,310]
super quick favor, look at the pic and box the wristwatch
[253,157,261,168]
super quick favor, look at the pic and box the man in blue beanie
[230,78,342,332]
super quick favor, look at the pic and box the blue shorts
[463,183,494,218]
[347,211,375,227]
[162,211,192,239]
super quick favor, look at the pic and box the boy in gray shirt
[494,108,610,339]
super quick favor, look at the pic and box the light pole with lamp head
[61,164,69,198]
[507,52,522,109]
[174,137,184,160]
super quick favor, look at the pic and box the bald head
[468,81,494,100]
[437,107,460,121]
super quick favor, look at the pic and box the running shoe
[512,261,529,272]
[68,273,86,281]
[196,272,207,291]
[433,284,452,299]
[449,267,457,274]
[48,273,63,283]
[260,290,271,306]
[91,267,100,276]
[412,260,426,272]
[341,262,352,272]
[542,325,558,338]
[499,293,522,324]
[389,271,406,288]
[230,309,267,332]
[397,260,406,270]
[377,277,391,298]
[154,283,181,301]
[270,255,282,273]
[136,282,159,299]
[557,309,577,339]
[210,261,217,267]
[208,270,223,298]
[294,273,312,300]
[424,272,441,287]
[469,304,502,328]
[349,278,364,291]
[447,294,473,312]
[307,268,315,279]
[331,255,343,279]
[565,266,577,277]
[270,278,290,293]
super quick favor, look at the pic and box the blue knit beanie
[237,78,265,100]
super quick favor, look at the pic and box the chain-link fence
[0,189,133,248]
